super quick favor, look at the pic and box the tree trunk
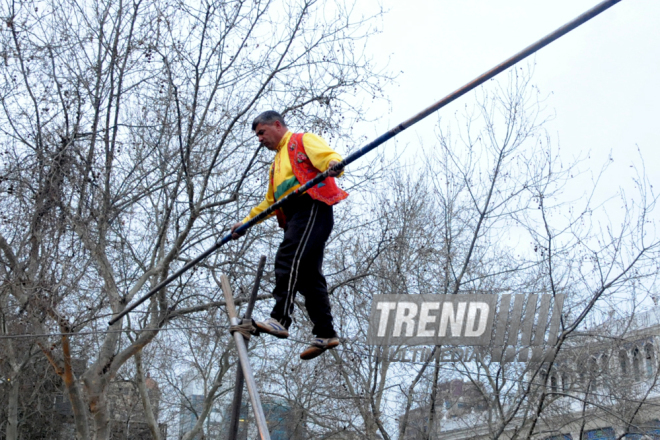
[62,335,92,440]
[135,350,162,440]
[426,356,441,440]
[399,348,437,439]
[6,373,19,440]
[89,389,111,440]
[42,335,92,440]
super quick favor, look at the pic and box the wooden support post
[227,256,267,440]
[221,274,271,440]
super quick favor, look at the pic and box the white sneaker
[300,336,340,360]
[254,318,289,339]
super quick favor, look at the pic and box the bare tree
[0,0,388,437]
[385,68,660,440]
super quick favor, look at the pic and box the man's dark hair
[252,111,286,131]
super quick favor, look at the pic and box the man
[231,111,348,360]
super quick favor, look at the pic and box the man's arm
[231,165,277,239]
[303,133,344,176]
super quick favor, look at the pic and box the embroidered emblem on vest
[296,152,308,163]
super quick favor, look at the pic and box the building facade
[402,307,660,440]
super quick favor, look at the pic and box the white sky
[357,0,660,202]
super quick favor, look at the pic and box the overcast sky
[356,0,659,204]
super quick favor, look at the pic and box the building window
[582,427,615,440]
[550,374,558,393]
[645,343,655,378]
[600,354,609,374]
[589,357,599,389]
[561,373,569,393]
[633,347,641,382]
[620,350,629,375]
[647,419,660,438]
[600,354,610,389]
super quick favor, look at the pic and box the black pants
[270,195,337,338]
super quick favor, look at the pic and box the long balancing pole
[109,0,621,326]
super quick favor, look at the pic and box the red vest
[286,133,348,205]
[271,133,348,227]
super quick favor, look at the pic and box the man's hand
[231,222,246,240]
[328,160,342,177]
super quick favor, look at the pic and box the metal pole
[109,0,621,326]
[221,274,271,440]
[227,256,267,440]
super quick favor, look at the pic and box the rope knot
[229,318,259,340]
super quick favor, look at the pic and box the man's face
[254,121,285,151]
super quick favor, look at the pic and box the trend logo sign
[368,294,565,362]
